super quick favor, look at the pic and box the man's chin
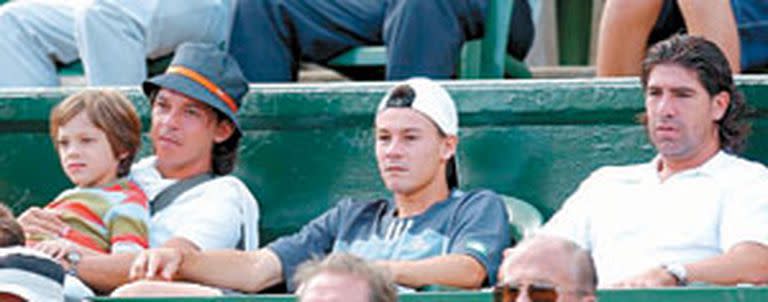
[385,183,413,195]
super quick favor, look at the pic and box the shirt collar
[650,150,729,179]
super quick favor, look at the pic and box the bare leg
[596,0,664,76]
[678,0,741,73]
[111,280,222,297]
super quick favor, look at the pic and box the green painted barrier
[598,286,768,302]
[3,77,768,245]
[89,292,492,302]
[89,287,768,301]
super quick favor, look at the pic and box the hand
[17,207,67,238]
[610,267,678,288]
[129,248,185,281]
[33,239,76,260]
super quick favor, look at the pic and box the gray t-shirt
[268,189,509,291]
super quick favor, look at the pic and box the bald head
[500,236,596,301]
[295,253,396,302]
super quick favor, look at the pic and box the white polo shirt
[541,151,768,286]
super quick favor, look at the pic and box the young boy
[28,90,150,260]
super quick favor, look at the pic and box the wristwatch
[65,250,82,277]
[663,263,688,286]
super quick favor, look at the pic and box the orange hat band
[166,65,239,113]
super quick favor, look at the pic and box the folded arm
[130,246,283,293]
[79,237,199,293]
[612,241,768,288]
[378,254,486,289]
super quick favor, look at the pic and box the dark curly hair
[640,34,751,154]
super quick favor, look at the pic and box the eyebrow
[669,86,697,94]
[647,85,697,93]
[376,127,423,133]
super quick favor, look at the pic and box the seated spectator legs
[74,1,145,86]
[75,0,231,86]
[382,0,486,80]
[676,0,740,73]
[229,0,526,81]
[598,0,757,76]
[0,1,79,87]
[228,0,383,82]
[596,0,664,76]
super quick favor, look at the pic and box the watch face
[67,251,81,264]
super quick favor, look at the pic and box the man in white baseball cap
[114,78,510,296]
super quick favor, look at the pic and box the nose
[62,143,80,159]
[516,293,532,302]
[384,137,405,158]
[156,107,181,129]
[656,94,677,118]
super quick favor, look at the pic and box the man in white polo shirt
[540,34,768,288]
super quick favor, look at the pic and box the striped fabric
[29,178,150,254]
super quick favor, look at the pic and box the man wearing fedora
[17,42,259,296]
[112,78,509,296]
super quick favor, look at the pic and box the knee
[73,1,132,30]
[74,1,110,26]
[0,3,38,43]
[602,0,664,22]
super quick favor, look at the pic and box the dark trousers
[229,0,533,82]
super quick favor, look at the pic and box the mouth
[654,123,678,135]
[156,135,181,147]
[66,163,86,171]
[384,165,407,173]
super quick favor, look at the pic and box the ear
[213,119,236,143]
[116,151,130,161]
[440,135,458,161]
[711,91,730,121]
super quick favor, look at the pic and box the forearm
[78,253,136,294]
[381,254,486,289]
[179,248,283,293]
[686,242,768,284]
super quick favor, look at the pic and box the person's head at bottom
[496,236,596,302]
[295,253,396,302]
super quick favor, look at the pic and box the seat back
[501,195,543,244]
